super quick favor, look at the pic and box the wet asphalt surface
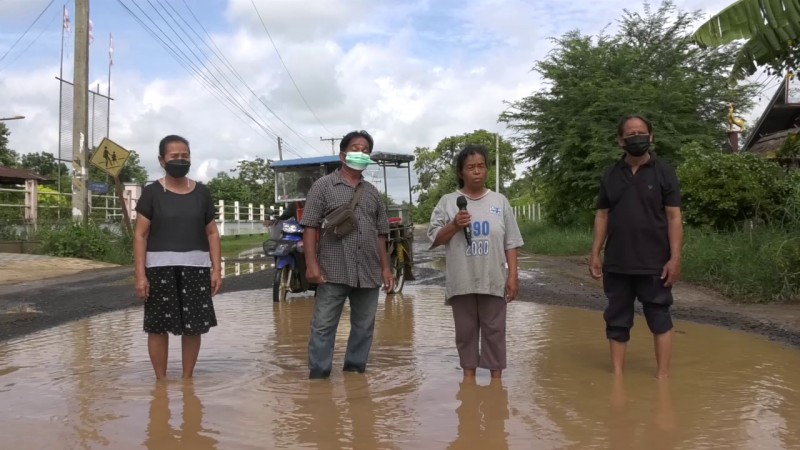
[1,230,799,348]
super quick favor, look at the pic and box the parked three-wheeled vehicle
[265,152,416,301]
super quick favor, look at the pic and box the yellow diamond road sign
[91,138,130,178]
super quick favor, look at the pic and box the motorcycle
[262,217,312,302]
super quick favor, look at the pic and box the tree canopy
[206,157,275,208]
[501,0,758,226]
[412,129,517,222]
[0,123,18,167]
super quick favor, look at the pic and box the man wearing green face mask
[590,115,684,379]
[299,130,394,379]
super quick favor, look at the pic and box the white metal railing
[220,255,272,278]
[0,183,130,224]
[513,203,543,221]
[215,200,283,237]
[0,181,284,237]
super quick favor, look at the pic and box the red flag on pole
[63,6,70,33]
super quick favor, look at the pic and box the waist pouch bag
[322,183,364,240]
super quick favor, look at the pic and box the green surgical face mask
[344,152,373,171]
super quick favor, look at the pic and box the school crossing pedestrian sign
[90,138,130,178]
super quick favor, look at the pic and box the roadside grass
[518,220,800,303]
[518,220,593,256]
[221,233,268,259]
[681,227,800,303]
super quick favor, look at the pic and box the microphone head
[456,195,467,209]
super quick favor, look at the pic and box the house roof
[0,166,53,185]
[743,76,800,151]
[749,128,800,159]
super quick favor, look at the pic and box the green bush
[39,222,132,264]
[678,143,788,230]
[682,227,800,303]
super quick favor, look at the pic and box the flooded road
[1,286,799,449]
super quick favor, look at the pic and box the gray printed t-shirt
[427,190,524,303]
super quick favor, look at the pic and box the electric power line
[153,0,300,155]
[126,0,326,158]
[0,0,56,65]
[0,4,60,73]
[118,0,308,157]
[174,0,327,155]
[249,0,335,137]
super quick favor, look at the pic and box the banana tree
[693,0,800,79]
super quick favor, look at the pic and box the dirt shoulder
[410,226,800,349]
[0,262,272,342]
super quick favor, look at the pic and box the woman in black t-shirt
[133,135,222,380]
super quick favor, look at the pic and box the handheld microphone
[455,195,472,246]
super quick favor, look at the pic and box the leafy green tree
[678,142,789,229]
[206,172,251,204]
[0,123,19,167]
[20,152,69,177]
[412,129,517,222]
[206,158,275,214]
[19,151,71,193]
[693,0,800,79]
[501,1,758,226]
[503,167,542,206]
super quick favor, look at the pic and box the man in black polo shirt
[589,115,683,379]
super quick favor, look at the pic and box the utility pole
[277,136,283,160]
[320,137,341,155]
[72,0,90,223]
[495,133,500,193]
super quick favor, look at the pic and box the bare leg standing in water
[181,335,202,378]
[148,334,169,379]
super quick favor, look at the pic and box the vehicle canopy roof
[270,151,414,170]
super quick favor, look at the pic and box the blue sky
[0,0,779,203]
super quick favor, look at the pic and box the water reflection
[144,380,218,450]
[0,286,798,449]
[219,257,271,279]
[448,379,509,449]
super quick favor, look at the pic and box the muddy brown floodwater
[0,285,799,449]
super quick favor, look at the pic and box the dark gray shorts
[602,272,673,342]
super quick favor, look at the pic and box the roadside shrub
[39,221,132,264]
[678,142,787,230]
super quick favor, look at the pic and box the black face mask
[164,159,190,178]
[623,134,651,157]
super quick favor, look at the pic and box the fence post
[259,204,265,222]
[218,200,225,236]
[247,203,254,235]
[24,179,38,230]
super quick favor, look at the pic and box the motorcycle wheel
[273,267,291,302]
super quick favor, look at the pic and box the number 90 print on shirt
[465,220,491,256]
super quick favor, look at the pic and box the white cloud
[0,0,780,205]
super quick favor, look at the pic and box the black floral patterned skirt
[144,266,218,335]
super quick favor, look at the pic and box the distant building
[743,75,800,167]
